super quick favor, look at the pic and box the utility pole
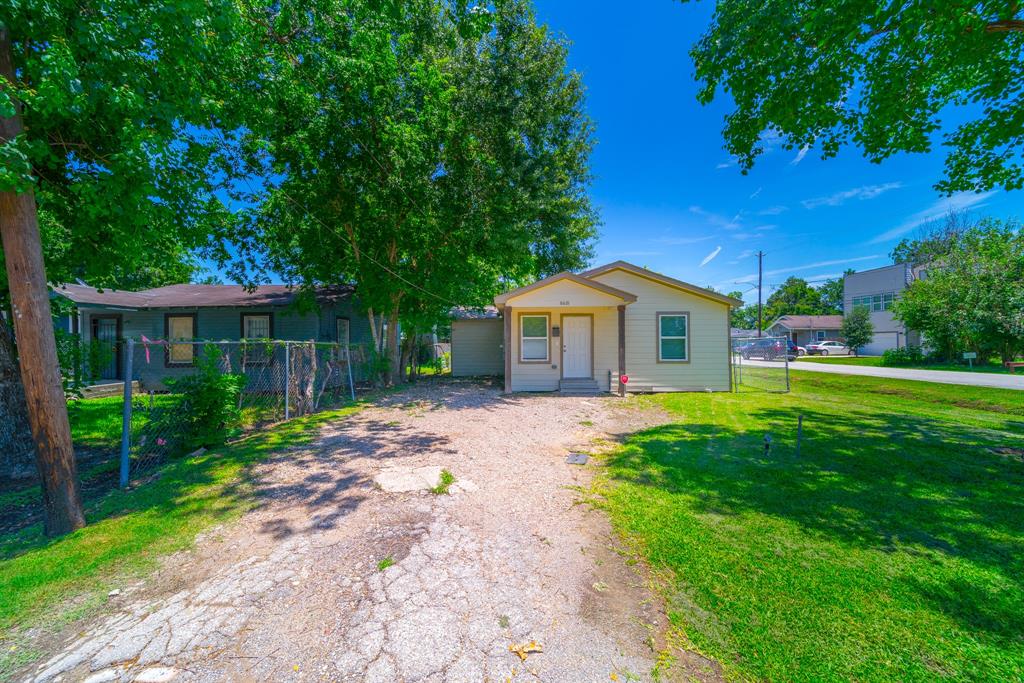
[0,28,85,535]
[756,250,764,337]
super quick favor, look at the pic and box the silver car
[806,340,851,356]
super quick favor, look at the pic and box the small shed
[450,307,504,377]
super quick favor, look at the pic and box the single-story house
[52,283,378,387]
[730,327,760,339]
[451,261,740,393]
[765,315,844,347]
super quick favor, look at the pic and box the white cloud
[689,205,741,230]
[749,187,763,199]
[757,205,788,216]
[715,159,736,170]
[790,146,809,165]
[801,182,904,209]
[699,246,722,267]
[868,191,997,244]
[734,254,883,283]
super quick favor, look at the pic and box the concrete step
[558,378,601,394]
[81,380,140,399]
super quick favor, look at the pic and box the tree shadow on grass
[604,404,1024,642]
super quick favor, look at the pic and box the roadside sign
[962,352,977,359]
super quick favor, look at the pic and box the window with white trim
[815,330,827,341]
[852,293,895,311]
[658,313,688,361]
[520,314,549,361]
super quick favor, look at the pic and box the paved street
[747,359,1024,391]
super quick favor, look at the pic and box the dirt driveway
[29,381,710,683]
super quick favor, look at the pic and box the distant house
[843,264,922,355]
[765,315,844,347]
[450,261,740,393]
[51,283,378,387]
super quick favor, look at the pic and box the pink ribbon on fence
[139,335,168,364]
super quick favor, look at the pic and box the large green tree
[1,1,250,533]
[763,276,826,324]
[224,0,596,384]
[686,0,1024,192]
[893,218,1024,362]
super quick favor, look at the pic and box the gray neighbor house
[52,283,379,387]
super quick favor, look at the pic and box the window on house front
[816,330,827,341]
[853,293,895,312]
[658,313,688,362]
[242,313,273,364]
[166,314,195,365]
[520,314,549,361]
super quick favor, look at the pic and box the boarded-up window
[167,315,195,365]
[520,314,549,362]
[658,313,688,362]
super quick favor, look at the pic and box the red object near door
[621,375,629,384]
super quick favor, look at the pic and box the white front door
[562,316,592,378]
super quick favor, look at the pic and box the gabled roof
[769,314,844,330]
[581,261,742,307]
[52,283,355,310]
[494,271,637,307]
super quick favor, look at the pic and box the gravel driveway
[30,380,710,683]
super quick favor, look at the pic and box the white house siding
[508,307,617,392]
[589,270,731,391]
[451,319,504,376]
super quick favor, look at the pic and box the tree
[819,271,854,314]
[840,307,874,356]
[225,0,596,384]
[763,277,825,324]
[727,290,759,330]
[893,218,1024,362]
[685,0,1024,192]
[1,2,250,533]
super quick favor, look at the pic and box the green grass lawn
[796,355,1018,374]
[592,373,1024,681]
[0,401,363,679]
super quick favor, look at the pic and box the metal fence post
[346,344,355,402]
[119,339,134,489]
[284,341,291,420]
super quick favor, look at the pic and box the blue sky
[533,0,1020,303]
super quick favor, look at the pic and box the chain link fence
[732,336,791,393]
[118,340,364,485]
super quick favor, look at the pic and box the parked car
[791,341,807,357]
[737,338,796,361]
[806,340,851,356]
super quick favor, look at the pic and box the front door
[91,315,121,380]
[562,315,591,378]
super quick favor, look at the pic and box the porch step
[81,380,140,399]
[559,378,602,395]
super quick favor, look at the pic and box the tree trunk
[386,309,402,386]
[0,317,36,478]
[0,27,85,535]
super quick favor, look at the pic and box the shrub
[881,345,925,367]
[165,345,247,451]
